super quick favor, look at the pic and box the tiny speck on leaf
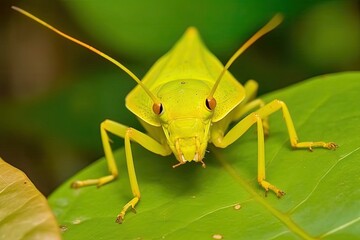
[233,203,241,210]
[212,234,223,239]
[72,218,81,225]
[59,225,68,232]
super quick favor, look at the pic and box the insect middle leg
[233,80,269,134]
[212,99,337,197]
[72,119,171,223]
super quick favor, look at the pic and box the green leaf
[0,158,61,240]
[48,72,360,239]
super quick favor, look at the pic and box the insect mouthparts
[172,153,205,168]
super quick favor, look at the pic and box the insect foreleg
[211,99,337,197]
[72,119,171,223]
[211,111,282,195]
[71,119,119,187]
[255,100,337,150]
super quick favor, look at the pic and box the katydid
[12,6,337,223]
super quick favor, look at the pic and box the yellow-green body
[126,27,245,164]
[13,6,337,224]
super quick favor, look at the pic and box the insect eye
[152,103,163,115]
[205,98,216,111]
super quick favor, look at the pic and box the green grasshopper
[13,6,337,223]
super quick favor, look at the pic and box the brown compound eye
[205,98,216,111]
[152,102,163,115]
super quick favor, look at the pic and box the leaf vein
[212,147,316,240]
[160,203,238,238]
[289,146,360,214]
[321,216,360,237]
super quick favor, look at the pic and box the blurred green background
[1,0,359,196]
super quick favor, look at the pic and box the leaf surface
[48,72,360,239]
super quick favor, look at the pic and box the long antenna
[207,14,283,100]
[11,6,160,105]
